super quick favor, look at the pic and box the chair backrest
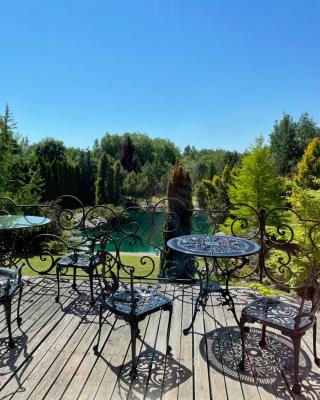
[260,210,320,326]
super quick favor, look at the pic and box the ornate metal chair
[0,263,24,347]
[54,204,119,306]
[55,237,101,306]
[239,216,320,394]
[93,248,173,379]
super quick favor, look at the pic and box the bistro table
[167,234,260,334]
[0,215,51,265]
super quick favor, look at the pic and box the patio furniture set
[0,205,320,395]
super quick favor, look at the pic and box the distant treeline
[1,104,319,209]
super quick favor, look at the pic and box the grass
[21,253,161,279]
[20,253,292,297]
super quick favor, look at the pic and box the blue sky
[0,0,319,152]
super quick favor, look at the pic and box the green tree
[269,113,299,175]
[123,171,149,199]
[295,137,320,189]
[160,162,194,280]
[95,153,108,204]
[113,160,123,205]
[78,150,95,205]
[228,137,284,215]
[295,113,320,157]
[0,105,42,203]
[269,113,320,176]
[119,135,139,172]
[34,138,66,161]
[100,133,123,159]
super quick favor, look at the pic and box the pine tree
[119,135,138,172]
[269,114,299,175]
[113,160,122,205]
[95,153,108,205]
[105,156,115,204]
[160,162,194,280]
[228,137,284,222]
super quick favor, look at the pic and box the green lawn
[22,253,160,279]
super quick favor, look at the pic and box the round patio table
[0,215,51,230]
[0,215,51,265]
[167,234,260,333]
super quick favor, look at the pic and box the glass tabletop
[0,215,51,230]
[167,234,260,258]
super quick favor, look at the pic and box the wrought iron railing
[0,195,320,297]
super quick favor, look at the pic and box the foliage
[95,153,109,204]
[0,105,42,203]
[41,240,66,255]
[228,137,284,215]
[78,150,96,205]
[289,179,320,220]
[34,138,66,161]
[119,135,139,172]
[113,160,122,205]
[294,137,320,189]
[122,171,150,199]
[194,181,207,208]
[270,113,320,175]
[160,162,194,280]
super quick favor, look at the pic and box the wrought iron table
[0,215,51,230]
[0,215,51,265]
[167,234,260,334]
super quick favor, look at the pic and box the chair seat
[57,253,100,269]
[202,282,221,292]
[105,289,171,320]
[243,297,312,330]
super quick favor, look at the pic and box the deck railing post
[258,208,266,283]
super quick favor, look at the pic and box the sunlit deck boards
[0,278,319,399]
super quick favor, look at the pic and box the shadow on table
[200,326,320,399]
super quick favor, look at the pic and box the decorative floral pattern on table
[168,234,260,257]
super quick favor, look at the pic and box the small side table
[167,234,260,334]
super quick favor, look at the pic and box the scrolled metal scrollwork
[224,203,261,240]
[25,233,69,274]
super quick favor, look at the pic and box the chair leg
[17,285,23,326]
[4,301,14,348]
[239,315,246,370]
[313,318,320,367]
[89,271,95,306]
[72,267,77,289]
[166,305,173,354]
[129,322,138,379]
[55,266,60,302]
[291,336,302,394]
[259,324,267,348]
[93,303,103,355]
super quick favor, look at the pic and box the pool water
[85,211,210,253]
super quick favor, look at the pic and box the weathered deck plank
[0,279,319,400]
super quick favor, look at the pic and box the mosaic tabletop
[167,234,260,258]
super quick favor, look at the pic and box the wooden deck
[0,278,319,400]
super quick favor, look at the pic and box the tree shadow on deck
[200,326,320,399]
[98,341,192,399]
